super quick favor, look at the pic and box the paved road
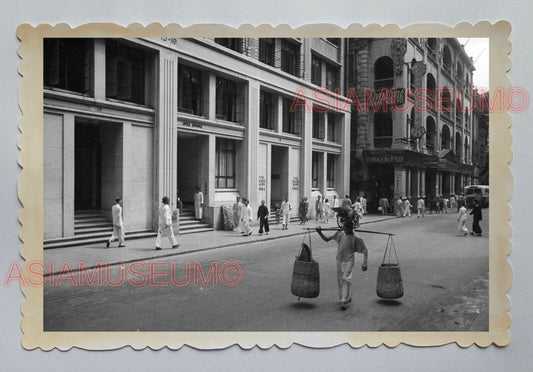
[44,210,489,332]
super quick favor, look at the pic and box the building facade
[43,37,352,241]
[346,38,476,211]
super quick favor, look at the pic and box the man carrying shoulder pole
[316,220,368,311]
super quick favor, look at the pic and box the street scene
[43,209,488,332]
[41,36,490,334]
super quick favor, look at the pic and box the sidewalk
[43,214,398,276]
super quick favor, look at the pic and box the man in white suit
[155,196,180,250]
[106,198,125,248]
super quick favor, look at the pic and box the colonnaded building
[43,37,481,246]
[43,37,352,247]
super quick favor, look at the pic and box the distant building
[472,89,490,185]
[43,38,352,243]
[345,38,477,211]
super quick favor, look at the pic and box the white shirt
[281,201,292,214]
[111,203,123,226]
[333,198,339,208]
[242,205,252,221]
[194,191,204,205]
[158,204,172,229]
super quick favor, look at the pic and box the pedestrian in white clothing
[457,201,469,236]
[155,196,180,250]
[417,196,425,218]
[232,196,243,233]
[402,198,412,217]
[241,199,253,236]
[194,186,204,220]
[106,198,125,248]
[280,196,292,230]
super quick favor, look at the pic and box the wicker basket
[376,235,404,299]
[291,259,320,298]
[376,263,404,299]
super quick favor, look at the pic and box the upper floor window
[374,56,394,90]
[178,64,203,116]
[326,38,341,47]
[282,97,302,135]
[347,50,357,85]
[258,38,275,66]
[44,38,93,95]
[216,77,244,123]
[106,40,151,105]
[281,40,299,76]
[311,55,322,85]
[259,90,275,130]
[312,110,325,139]
[215,38,243,53]
[442,46,452,75]
[327,113,337,142]
[373,113,393,148]
[326,63,339,92]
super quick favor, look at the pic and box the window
[347,50,357,84]
[442,46,452,75]
[426,74,436,107]
[259,90,275,130]
[106,40,150,105]
[312,152,319,189]
[326,64,339,92]
[327,113,336,142]
[44,38,93,94]
[326,38,341,47]
[426,117,436,151]
[216,138,236,188]
[312,110,325,139]
[215,38,243,53]
[178,64,203,116]
[441,125,451,150]
[258,38,275,66]
[281,40,298,76]
[374,57,394,90]
[327,155,335,188]
[440,88,453,118]
[216,77,243,123]
[373,113,392,148]
[282,97,302,135]
[311,55,322,85]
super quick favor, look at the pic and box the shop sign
[292,176,299,190]
[258,175,266,191]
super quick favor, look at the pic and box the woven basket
[376,263,404,299]
[291,259,320,298]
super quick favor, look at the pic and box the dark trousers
[259,218,270,233]
[472,218,482,235]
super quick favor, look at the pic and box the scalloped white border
[17,22,512,350]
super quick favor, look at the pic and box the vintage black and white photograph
[16,23,511,348]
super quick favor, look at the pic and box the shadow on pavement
[376,299,403,306]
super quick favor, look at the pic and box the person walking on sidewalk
[280,196,292,230]
[469,199,483,236]
[155,196,180,250]
[396,197,403,217]
[402,197,412,217]
[232,196,243,233]
[417,196,425,218]
[315,195,324,223]
[106,198,125,248]
[242,199,253,236]
[257,200,270,236]
[299,197,309,225]
[457,200,469,236]
[316,220,368,311]
[194,186,204,220]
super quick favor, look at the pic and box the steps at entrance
[178,208,213,234]
[44,208,213,249]
[268,210,300,225]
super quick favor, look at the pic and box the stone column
[451,173,456,195]
[394,166,407,198]
[93,39,106,101]
[339,110,351,196]
[63,113,75,237]
[300,99,313,197]
[406,169,412,198]
[245,81,260,206]
[156,50,178,221]
[420,170,426,197]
